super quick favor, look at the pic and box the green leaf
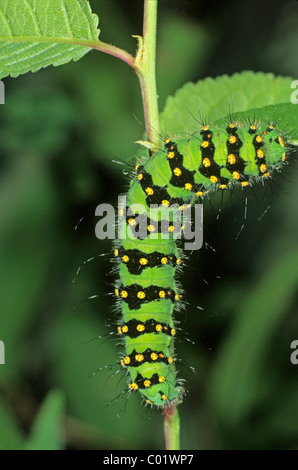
[215,103,298,145]
[22,390,64,450]
[160,71,295,135]
[0,0,100,79]
[0,398,24,450]
[210,245,298,429]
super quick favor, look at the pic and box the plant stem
[136,0,160,148]
[91,40,136,69]
[163,404,180,450]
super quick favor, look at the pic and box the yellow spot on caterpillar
[256,135,263,143]
[122,255,129,263]
[168,226,174,233]
[147,224,156,232]
[250,125,257,130]
[137,291,146,299]
[282,152,286,162]
[202,125,209,131]
[229,123,235,128]
[135,354,144,362]
[165,138,171,144]
[241,181,249,187]
[123,356,130,365]
[263,172,270,178]
[171,328,176,336]
[220,184,227,189]
[161,257,168,264]
[137,324,145,332]
[159,376,166,383]
[210,175,218,184]
[176,258,181,265]
[162,200,170,207]
[122,325,128,333]
[161,394,167,401]
[151,352,158,361]
[260,164,267,173]
[145,187,154,195]
[128,218,136,226]
[156,324,162,332]
[229,135,237,144]
[232,171,241,180]
[168,357,174,364]
[114,249,119,257]
[146,399,153,404]
[268,125,274,130]
[121,290,128,298]
[228,154,236,164]
[185,183,192,190]
[137,173,143,180]
[168,151,175,159]
[196,191,203,197]
[159,290,166,298]
[117,326,122,334]
[257,149,264,158]
[201,140,209,148]
[129,383,138,390]
[173,167,182,176]
[144,380,151,388]
[175,294,180,301]
[203,158,211,167]
[115,288,119,297]
[135,164,139,171]
[139,257,148,265]
[278,136,285,147]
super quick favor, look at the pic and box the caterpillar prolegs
[113,118,289,407]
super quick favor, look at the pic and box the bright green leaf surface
[0,398,24,450]
[22,390,64,450]
[0,0,99,78]
[216,103,298,144]
[160,72,295,135]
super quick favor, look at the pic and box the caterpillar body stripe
[113,118,289,407]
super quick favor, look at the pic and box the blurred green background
[0,0,298,450]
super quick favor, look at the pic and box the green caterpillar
[113,117,289,407]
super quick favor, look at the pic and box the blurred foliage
[0,0,297,450]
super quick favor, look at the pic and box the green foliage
[0,398,24,450]
[211,247,298,448]
[22,391,64,450]
[160,72,295,135]
[0,0,99,78]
